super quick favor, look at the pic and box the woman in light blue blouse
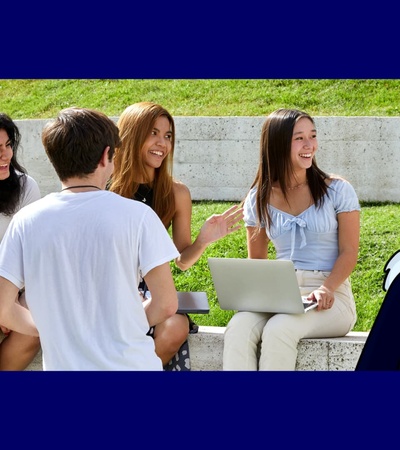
[223,109,360,370]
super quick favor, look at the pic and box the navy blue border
[3,5,400,444]
[6,4,400,78]
[2,371,399,445]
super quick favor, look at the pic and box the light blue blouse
[244,178,361,271]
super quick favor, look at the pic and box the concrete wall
[15,116,400,202]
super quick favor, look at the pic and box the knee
[225,314,247,341]
[156,315,189,350]
[225,315,265,361]
[262,316,298,346]
[225,312,265,342]
[14,334,41,356]
[26,336,41,354]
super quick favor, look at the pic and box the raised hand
[199,204,244,245]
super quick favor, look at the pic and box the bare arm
[142,262,179,327]
[0,277,39,336]
[309,210,360,308]
[172,182,244,270]
[246,226,270,259]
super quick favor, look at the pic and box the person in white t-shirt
[0,113,41,370]
[0,107,179,370]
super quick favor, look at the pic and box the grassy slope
[2,79,400,119]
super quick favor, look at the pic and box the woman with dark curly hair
[0,112,41,370]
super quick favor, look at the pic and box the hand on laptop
[308,286,334,311]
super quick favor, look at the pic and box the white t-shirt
[0,190,179,371]
[0,173,41,241]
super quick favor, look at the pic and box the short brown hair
[42,107,121,181]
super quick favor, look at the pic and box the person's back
[0,107,179,370]
[12,190,176,370]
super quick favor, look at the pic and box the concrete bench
[23,326,368,371]
[187,326,368,371]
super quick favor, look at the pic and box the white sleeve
[138,207,179,278]
[19,175,41,209]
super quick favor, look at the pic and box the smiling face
[141,115,173,177]
[0,129,13,180]
[290,117,318,170]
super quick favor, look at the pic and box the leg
[153,313,190,366]
[259,313,308,370]
[0,331,41,371]
[259,271,356,371]
[0,290,41,371]
[223,311,273,370]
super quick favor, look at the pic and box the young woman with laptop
[223,108,360,370]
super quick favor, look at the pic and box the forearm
[142,263,179,326]
[173,204,244,271]
[174,237,208,271]
[144,297,178,327]
[321,250,358,292]
[0,303,39,337]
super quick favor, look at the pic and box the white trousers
[223,270,357,371]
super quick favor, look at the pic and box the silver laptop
[207,258,317,314]
[177,291,210,314]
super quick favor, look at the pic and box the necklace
[135,184,153,203]
[61,185,101,192]
[287,181,308,190]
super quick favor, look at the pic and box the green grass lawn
[2,79,400,119]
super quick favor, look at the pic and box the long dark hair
[0,113,27,215]
[249,108,329,229]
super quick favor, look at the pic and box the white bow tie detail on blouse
[282,217,307,259]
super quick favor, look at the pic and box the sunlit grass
[2,79,400,119]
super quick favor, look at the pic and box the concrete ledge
[24,326,368,371]
[188,326,368,371]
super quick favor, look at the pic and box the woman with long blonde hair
[109,102,243,370]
